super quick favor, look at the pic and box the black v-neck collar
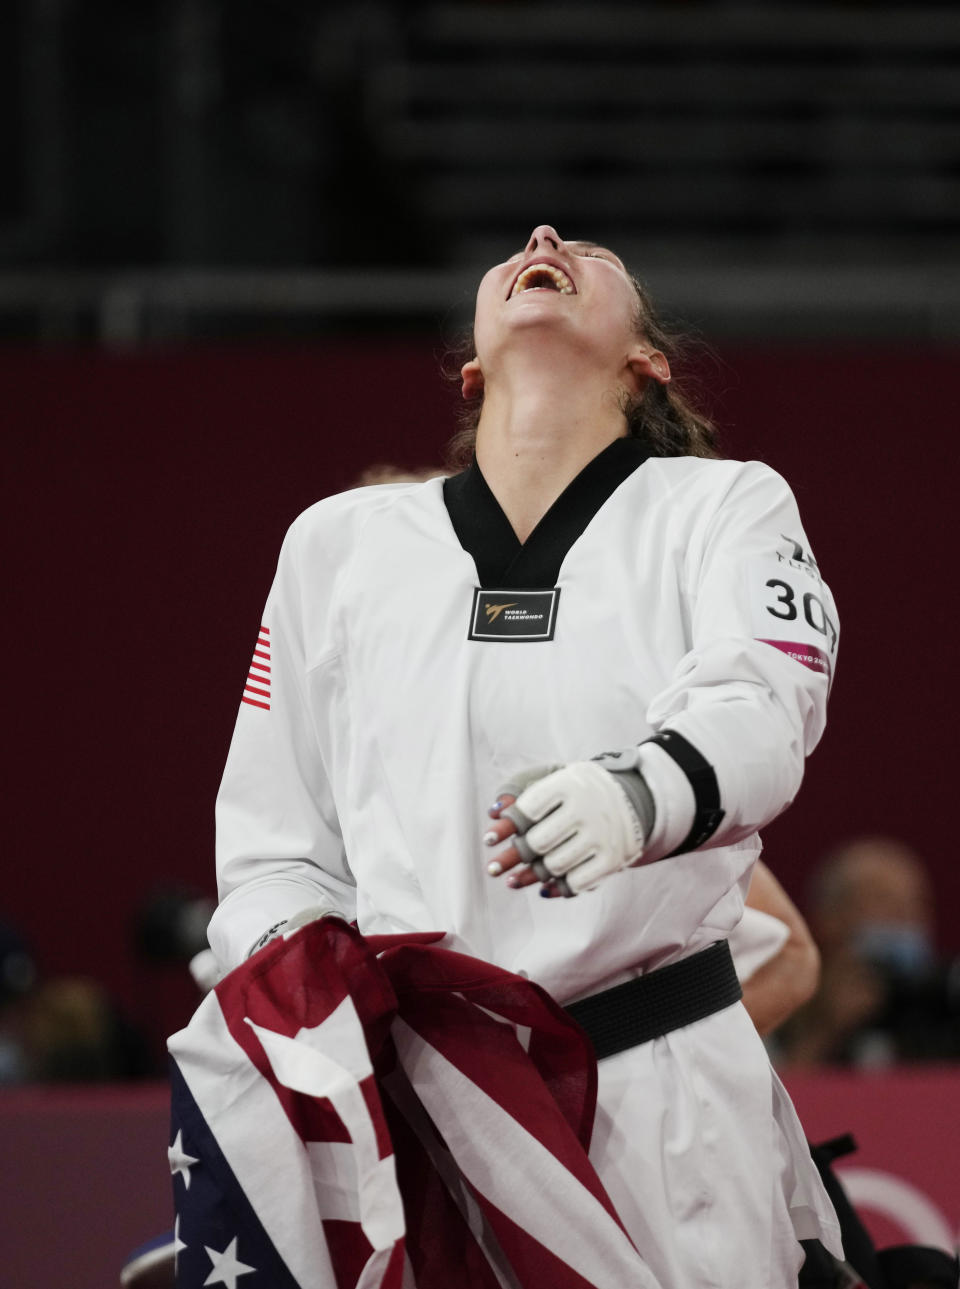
[443,436,652,588]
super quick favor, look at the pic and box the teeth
[510,263,574,297]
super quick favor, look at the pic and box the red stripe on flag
[241,695,270,710]
[249,661,271,674]
[245,681,271,698]
[260,626,270,634]
[195,920,651,1289]
[253,649,270,660]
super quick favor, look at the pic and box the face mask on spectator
[852,922,934,979]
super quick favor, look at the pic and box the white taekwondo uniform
[209,437,843,1287]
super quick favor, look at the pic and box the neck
[474,379,627,544]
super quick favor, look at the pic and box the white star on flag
[168,1130,199,1188]
[203,1236,256,1288]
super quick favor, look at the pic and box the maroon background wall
[6,339,959,1063]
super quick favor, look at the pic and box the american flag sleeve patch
[242,626,271,710]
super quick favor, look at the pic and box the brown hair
[443,272,720,471]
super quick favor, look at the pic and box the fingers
[500,800,536,835]
[484,790,569,895]
[484,776,583,898]
[487,791,517,822]
[484,815,517,845]
[484,836,529,879]
[484,793,522,877]
[483,792,536,884]
[503,860,541,889]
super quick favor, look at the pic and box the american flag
[242,625,271,711]
[167,919,661,1289]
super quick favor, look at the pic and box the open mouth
[508,262,575,298]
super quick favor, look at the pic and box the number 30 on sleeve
[764,578,838,653]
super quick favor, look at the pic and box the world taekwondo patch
[468,588,560,642]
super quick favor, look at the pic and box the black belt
[563,940,742,1060]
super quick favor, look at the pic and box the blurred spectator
[0,914,151,1083]
[776,837,960,1067]
[17,977,151,1082]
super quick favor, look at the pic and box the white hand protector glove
[499,755,656,895]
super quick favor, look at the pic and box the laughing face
[466,225,668,396]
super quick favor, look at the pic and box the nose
[524,224,564,255]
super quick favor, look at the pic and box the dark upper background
[5,0,959,1067]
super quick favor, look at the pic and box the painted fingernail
[506,874,520,888]
[489,799,504,814]
[487,860,503,876]
[482,830,498,846]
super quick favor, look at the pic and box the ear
[460,357,485,401]
[626,348,671,393]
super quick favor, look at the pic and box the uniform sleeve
[207,521,356,971]
[636,461,839,861]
